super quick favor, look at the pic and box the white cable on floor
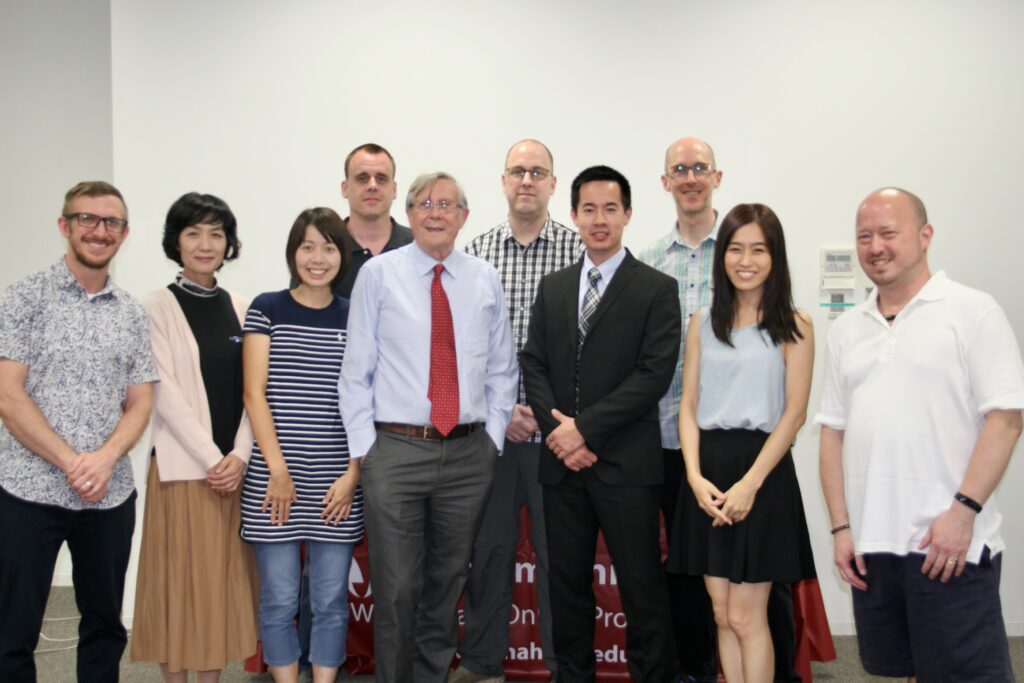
[36,615,80,654]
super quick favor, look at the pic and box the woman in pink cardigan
[131,193,258,682]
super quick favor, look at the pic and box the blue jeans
[251,540,355,668]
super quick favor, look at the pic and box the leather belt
[375,421,482,441]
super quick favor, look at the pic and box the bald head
[664,137,716,170]
[502,139,557,222]
[505,139,554,171]
[855,187,933,292]
[859,187,928,228]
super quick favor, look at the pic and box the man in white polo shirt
[816,187,1024,682]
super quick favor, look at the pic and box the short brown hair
[344,143,396,179]
[62,181,127,219]
[285,207,351,289]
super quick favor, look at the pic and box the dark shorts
[851,549,1014,682]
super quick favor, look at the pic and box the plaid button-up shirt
[466,218,583,443]
[636,222,718,449]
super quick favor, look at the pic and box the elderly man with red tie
[340,171,518,683]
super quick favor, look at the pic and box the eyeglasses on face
[505,166,551,180]
[65,213,128,234]
[665,162,715,179]
[411,199,461,214]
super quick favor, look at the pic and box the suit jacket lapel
[564,259,584,335]
[584,252,638,335]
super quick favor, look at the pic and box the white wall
[0,0,114,286]
[3,0,1023,635]
[0,0,118,594]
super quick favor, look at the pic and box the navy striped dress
[240,290,363,544]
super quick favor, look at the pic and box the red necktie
[429,264,459,435]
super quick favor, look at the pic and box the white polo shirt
[814,271,1024,563]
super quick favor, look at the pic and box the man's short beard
[70,243,114,270]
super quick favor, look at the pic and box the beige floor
[34,587,1023,681]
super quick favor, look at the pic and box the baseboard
[817,621,1023,637]
[827,622,855,636]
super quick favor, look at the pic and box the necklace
[883,313,897,322]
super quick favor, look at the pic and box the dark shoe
[448,664,505,683]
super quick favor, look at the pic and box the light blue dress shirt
[339,243,518,458]
[576,247,628,314]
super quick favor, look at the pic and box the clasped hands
[689,475,758,527]
[545,409,597,472]
[66,449,117,503]
[207,453,246,495]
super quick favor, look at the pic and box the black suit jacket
[521,250,682,487]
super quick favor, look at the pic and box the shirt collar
[669,213,719,250]
[343,217,407,251]
[409,241,466,279]
[381,218,409,250]
[863,270,949,322]
[581,246,628,283]
[52,256,119,299]
[915,270,950,301]
[499,216,555,245]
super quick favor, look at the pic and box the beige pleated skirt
[131,457,259,672]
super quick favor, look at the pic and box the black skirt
[667,428,817,584]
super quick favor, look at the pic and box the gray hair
[405,171,468,210]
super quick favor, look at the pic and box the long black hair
[710,203,802,346]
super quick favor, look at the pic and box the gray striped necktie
[577,267,602,352]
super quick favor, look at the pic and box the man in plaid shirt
[638,137,800,683]
[452,140,582,683]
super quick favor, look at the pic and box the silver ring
[85,480,93,489]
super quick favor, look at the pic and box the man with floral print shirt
[0,181,158,683]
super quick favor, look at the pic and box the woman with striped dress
[240,208,362,683]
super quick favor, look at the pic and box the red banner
[247,512,835,680]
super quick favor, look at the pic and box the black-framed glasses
[65,213,128,234]
[505,166,551,180]
[411,199,461,214]
[666,162,715,179]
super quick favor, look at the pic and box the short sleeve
[0,284,36,366]
[966,301,1024,415]
[814,325,847,430]
[243,292,275,335]
[125,301,158,385]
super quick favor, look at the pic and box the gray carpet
[34,587,1022,681]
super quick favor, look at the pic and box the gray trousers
[458,440,556,676]
[362,428,497,683]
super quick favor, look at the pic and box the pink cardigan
[142,286,254,482]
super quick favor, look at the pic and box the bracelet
[830,523,851,535]
[954,492,983,513]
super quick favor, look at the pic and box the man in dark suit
[521,165,681,683]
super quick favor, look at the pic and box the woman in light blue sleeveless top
[667,204,816,683]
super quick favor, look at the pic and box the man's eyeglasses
[505,166,551,180]
[665,163,715,179]
[411,199,461,214]
[65,213,128,234]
